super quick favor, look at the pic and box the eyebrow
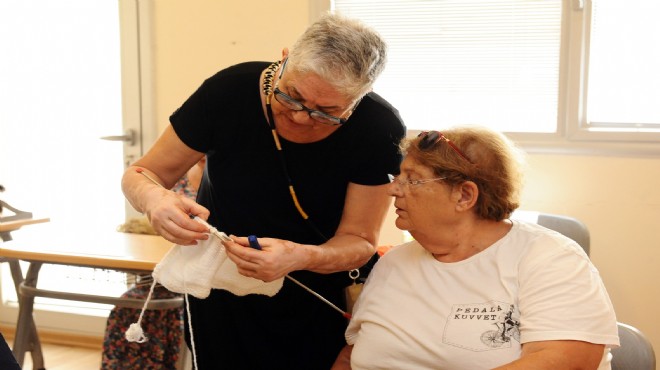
[287,85,343,112]
[400,165,425,177]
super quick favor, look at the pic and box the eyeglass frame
[388,174,447,188]
[273,59,354,126]
[417,131,473,163]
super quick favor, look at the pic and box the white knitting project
[125,220,284,368]
[152,233,284,299]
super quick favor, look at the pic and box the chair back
[512,213,656,369]
[611,322,656,370]
[511,211,590,255]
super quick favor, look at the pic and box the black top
[170,61,405,369]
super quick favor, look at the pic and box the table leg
[11,261,46,370]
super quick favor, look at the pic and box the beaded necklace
[262,60,281,98]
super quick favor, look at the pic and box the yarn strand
[124,278,158,343]
[185,294,199,370]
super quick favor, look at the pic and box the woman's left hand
[223,236,306,282]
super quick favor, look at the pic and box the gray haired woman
[121,13,405,370]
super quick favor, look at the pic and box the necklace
[261,62,363,310]
[262,60,281,97]
[262,61,327,241]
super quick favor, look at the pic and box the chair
[511,211,590,255]
[512,213,657,369]
[611,322,656,370]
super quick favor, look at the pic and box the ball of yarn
[125,323,148,343]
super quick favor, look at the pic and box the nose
[290,110,313,124]
[387,181,403,197]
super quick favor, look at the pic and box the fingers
[155,216,209,245]
[146,194,211,245]
[223,237,296,282]
[225,240,267,278]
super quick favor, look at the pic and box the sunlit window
[586,0,660,127]
[334,0,561,133]
[0,0,129,316]
[333,0,660,146]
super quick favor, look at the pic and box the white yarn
[153,233,284,298]
[184,293,198,370]
[124,277,157,343]
[152,236,227,299]
[125,323,148,343]
[125,222,284,358]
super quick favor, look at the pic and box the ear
[453,180,479,212]
[281,48,289,60]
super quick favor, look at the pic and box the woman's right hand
[121,124,210,245]
[142,186,210,245]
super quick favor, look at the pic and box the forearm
[121,124,204,214]
[121,165,170,215]
[304,233,376,274]
[300,182,390,274]
[493,341,604,370]
[493,354,567,370]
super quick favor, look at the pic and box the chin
[394,218,409,232]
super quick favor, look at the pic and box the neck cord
[263,61,328,242]
[263,62,359,319]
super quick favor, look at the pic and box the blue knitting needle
[246,235,351,319]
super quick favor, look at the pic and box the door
[0,0,146,232]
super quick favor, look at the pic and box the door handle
[100,129,136,146]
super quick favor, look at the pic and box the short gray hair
[287,12,387,99]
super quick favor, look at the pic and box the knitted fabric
[126,231,284,350]
[153,234,284,298]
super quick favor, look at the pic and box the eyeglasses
[273,59,350,126]
[417,131,472,163]
[388,174,446,188]
[273,88,347,126]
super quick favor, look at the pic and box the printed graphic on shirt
[443,301,520,352]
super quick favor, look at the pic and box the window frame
[319,0,660,156]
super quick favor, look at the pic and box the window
[0,0,145,326]
[585,1,660,128]
[330,0,660,154]
[0,1,125,233]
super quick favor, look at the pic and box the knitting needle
[248,235,352,319]
[136,167,352,319]
[193,216,232,242]
[286,275,351,319]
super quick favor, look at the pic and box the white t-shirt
[346,221,619,369]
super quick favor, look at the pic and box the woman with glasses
[333,127,619,370]
[121,13,405,369]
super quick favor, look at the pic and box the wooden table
[0,223,179,370]
[0,217,50,242]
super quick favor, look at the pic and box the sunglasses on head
[417,131,472,164]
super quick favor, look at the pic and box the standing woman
[334,127,618,369]
[121,13,405,369]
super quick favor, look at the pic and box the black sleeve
[346,91,406,185]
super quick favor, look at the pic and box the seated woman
[332,127,619,369]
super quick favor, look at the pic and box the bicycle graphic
[480,305,520,348]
